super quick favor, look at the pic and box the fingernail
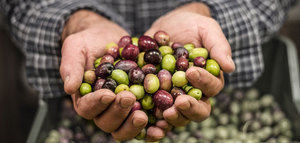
[177,100,190,111]
[167,111,178,120]
[101,95,114,104]
[133,117,147,128]
[227,55,234,65]
[65,76,70,84]
[120,97,134,108]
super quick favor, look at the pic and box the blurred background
[0,2,300,143]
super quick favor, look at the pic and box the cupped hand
[59,10,167,141]
[145,2,235,126]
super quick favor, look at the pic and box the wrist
[175,2,210,17]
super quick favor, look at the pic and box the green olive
[80,83,92,96]
[144,74,160,94]
[155,64,162,73]
[119,47,124,58]
[188,88,202,100]
[184,43,195,53]
[115,84,130,94]
[159,46,173,57]
[111,69,129,85]
[130,85,145,100]
[141,95,154,110]
[162,54,176,73]
[94,57,102,68]
[135,128,146,140]
[83,70,96,84]
[205,59,220,76]
[183,84,193,93]
[189,62,194,68]
[189,48,208,61]
[106,42,118,49]
[137,52,146,68]
[172,71,188,87]
[113,59,120,66]
[132,37,139,46]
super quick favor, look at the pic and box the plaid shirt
[0,0,295,99]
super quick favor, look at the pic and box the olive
[172,71,188,87]
[182,84,193,93]
[94,57,102,68]
[171,42,183,50]
[135,128,146,140]
[141,94,154,110]
[137,52,146,68]
[129,67,145,84]
[100,54,114,65]
[174,47,189,59]
[105,42,119,59]
[121,44,139,61]
[157,69,172,91]
[95,62,114,78]
[102,78,117,91]
[94,78,106,91]
[114,84,130,94]
[113,59,120,66]
[83,70,96,84]
[80,83,92,96]
[131,101,142,113]
[183,43,195,53]
[154,107,163,119]
[138,35,158,51]
[142,64,157,75]
[154,31,170,46]
[189,47,208,61]
[170,87,185,99]
[189,62,194,68]
[205,59,220,76]
[144,74,160,94]
[159,46,173,57]
[119,47,124,58]
[115,60,138,73]
[176,57,189,71]
[153,90,174,111]
[162,54,176,73]
[130,85,145,100]
[118,36,132,49]
[148,114,156,124]
[193,56,206,67]
[131,37,139,46]
[111,69,129,85]
[144,49,162,65]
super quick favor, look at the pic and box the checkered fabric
[0,0,296,98]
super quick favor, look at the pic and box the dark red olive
[138,35,158,52]
[102,78,117,91]
[95,62,114,78]
[153,90,174,111]
[157,69,172,92]
[129,67,145,84]
[121,44,139,61]
[154,31,170,46]
[94,78,106,91]
[115,60,138,73]
[100,54,114,65]
[176,57,189,71]
[118,36,132,49]
[193,56,206,68]
[174,47,189,59]
[171,42,183,50]
[142,64,157,75]
[131,101,142,113]
[170,87,185,99]
[106,46,119,59]
[144,49,162,65]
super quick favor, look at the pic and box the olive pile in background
[78,31,220,139]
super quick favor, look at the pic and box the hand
[59,10,166,141]
[145,2,235,126]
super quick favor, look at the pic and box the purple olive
[100,54,114,65]
[102,78,117,91]
[142,64,157,75]
[121,44,139,61]
[115,60,138,73]
[94,78,106,91]
[95,62,114,78]
[131,101,142,113]
[193,56,206,68]
[144,49,162,65]
[138,35,158,51]
[176,57,189,71]
[154,107,163,119]
[153,90,173,111]
[174,47,189,59]
[154,31,170,46]
[106,45,119,59]
[171,42,183,50]
[157,69,172,92]
[129,67,145,84]
[171,87,185,99]
[118,35,132,49]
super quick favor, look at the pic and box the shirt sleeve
[0,0,128,99]
[196,0,295,88]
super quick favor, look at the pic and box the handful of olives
[79,31,220,139]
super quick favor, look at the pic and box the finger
[163,106,190,127]
[174,95,211,122]
[60,34,87,94]
[71,89,116,119]
[111,110,148,141]
[197,18,235,73]
[186,66,224,97]
[146,126,165,142]
[156,120,173,132]
[93,91,136,133]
